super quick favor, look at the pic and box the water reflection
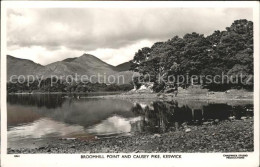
[7,94,253,149]
[8,118,85,140]
[86,116,142,137]
[7,94,65,109]
[131,101,253,133]
[7,93,120,109]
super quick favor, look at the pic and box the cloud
[8,40,154,66]
[7,46,83,65]
[7,8,253,65]
[88,40,155,66]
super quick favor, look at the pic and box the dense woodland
[131,19,253,92]
[7,19,253,93]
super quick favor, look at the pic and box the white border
[1,1,259,167]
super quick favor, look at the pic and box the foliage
[131,19,253,92]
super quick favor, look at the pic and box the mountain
[115,61,134,72]
[7,54,135,84]
[41,54,118,78]
[7,55,45,80]
[62,57,77,62]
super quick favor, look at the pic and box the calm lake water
[7,93,253,149]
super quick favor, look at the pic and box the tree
[130,19,253,92]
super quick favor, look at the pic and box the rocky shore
[8,118,253,154]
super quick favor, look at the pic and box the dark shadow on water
[7,94,65,109]
[7,92,120,109]
[131,101,253,134]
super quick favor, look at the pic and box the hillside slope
[115,61,134,72]
[7,55,45,80]
[7,54,135,84]
[41,54,118,78]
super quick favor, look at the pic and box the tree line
[7,78,133,93]
[131,19,253,92]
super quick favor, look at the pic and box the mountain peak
[82,53,94,57]
[78,53,103,60]
[61,53,99,63]
[77,53,114,66]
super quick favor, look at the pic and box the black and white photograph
[1,1,259,167]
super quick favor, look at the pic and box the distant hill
[62,57,77,62]
[41,54,118,78]
[115,61,134,72]
[7,54,135,84]
[7,55,45,80]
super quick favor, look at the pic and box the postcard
[1,1,259,167]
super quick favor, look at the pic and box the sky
[7,8,252,66]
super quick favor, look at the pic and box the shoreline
[8,90,253,101]
[8,118,253,153]
[82,91,254,102]
[8,91,123,95]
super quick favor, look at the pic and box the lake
[7,93,253,149]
